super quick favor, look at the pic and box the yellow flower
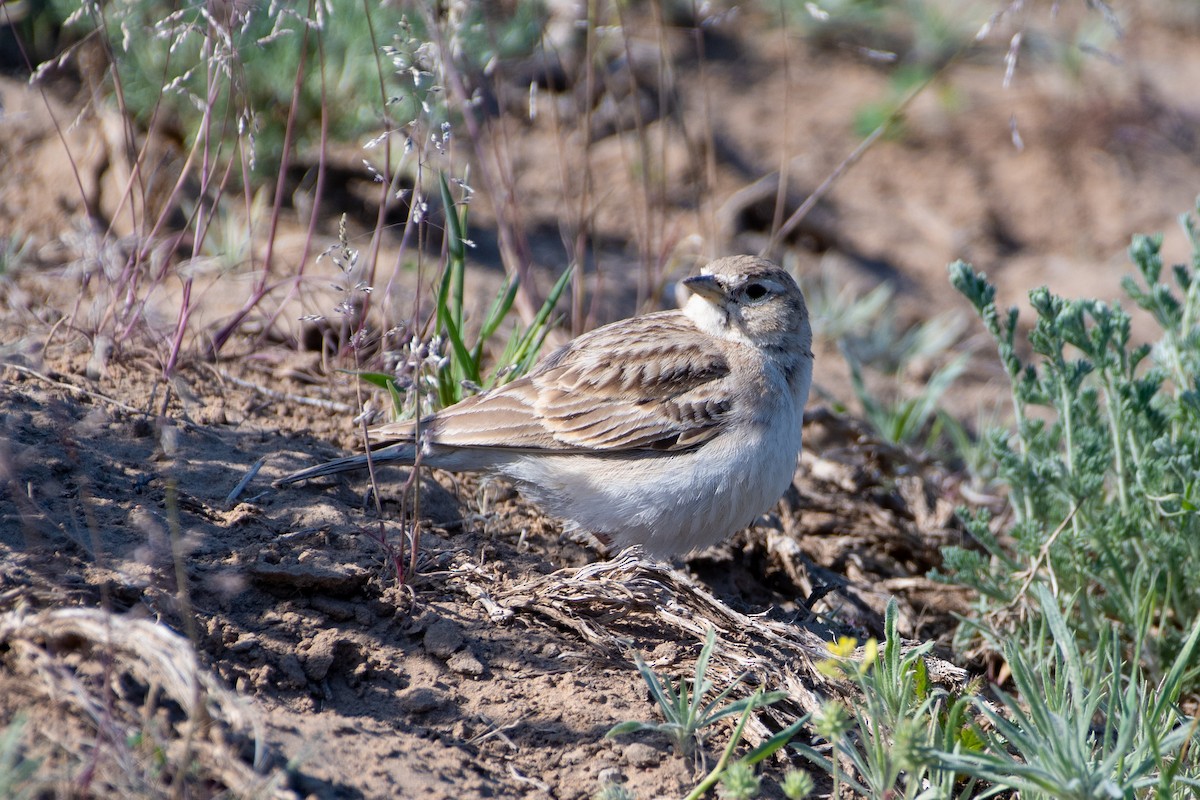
[825,635,858,658]
[858,637,879,675]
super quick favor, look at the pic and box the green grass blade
[438,171,466,265]
[606,721,656,737]
[1152,613,1200,720]
[790,741,871,796]
[476,274,520,358]
[352,371,395,389]
[633,654,682,726]
[345,371,408,416]
[1035,585,1085,709]
[741,716,809,766]
[510,263,574,368]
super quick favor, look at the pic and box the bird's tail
[274,443,418,486]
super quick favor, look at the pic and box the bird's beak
[683,274,726,303]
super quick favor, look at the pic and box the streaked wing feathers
[369,311,734,454]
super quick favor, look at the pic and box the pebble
[396,686,448,714]
[623,742,662,768]
[446,649,484,677]
[302,629,343,681]
[278,654,307,688]
[423,618,464,659]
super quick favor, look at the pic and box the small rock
[367,598,395,619]
[400,608,432,635]
[624,742,662,769]
[278,654,307,688]
[423,618,464,659]
[348,662,369,690]
[302,629,343,681]
[249,558,370,595]
[396,686,447,714]
[228,634,259,653]
[597,766,623,785]
[446,649,484,677]
[249,664,274,688]
[310,595,357,621]
[85,335,112,380]
[561,745,590,765]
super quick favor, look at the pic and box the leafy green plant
[430,173,573,408]
[0,232,34,275]
[779,768,815,799]
[846,343,968,447]
[607,628,806,800]
[932,585,1200,798]
[802,267,969,447]
[0,714,39,800]
[362,173,572,415]
[792,600,982,799]
[608,628,780,757]
[938,209,1200,683]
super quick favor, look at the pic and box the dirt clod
[623,742,664,769]
[301,628,346,681]
[424,618,466,659]
[446,648,486,677]
[396,686,450,714]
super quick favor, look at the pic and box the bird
[277,255,814,557]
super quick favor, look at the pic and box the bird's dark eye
[745,283,769,301]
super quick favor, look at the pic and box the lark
[278,255,814,556]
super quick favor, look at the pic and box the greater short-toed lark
[278,255,813,556]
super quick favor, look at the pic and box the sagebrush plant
[593,781,636,800]
[938,206,1200,683]
[793,600,983,799]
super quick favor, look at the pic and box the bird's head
[682,255,812,353]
